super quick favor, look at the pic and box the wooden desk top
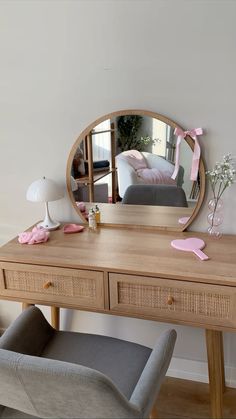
[0,226,236,287]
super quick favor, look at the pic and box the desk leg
[205,329,225,419]
[51,307,60,330]
[219,332,226,393]
[22,302,34,310]
[149,403,158,418]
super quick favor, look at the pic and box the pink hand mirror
[171,238,209,261]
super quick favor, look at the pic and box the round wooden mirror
[66,110,205,231]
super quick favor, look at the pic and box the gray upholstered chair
[0,307,176,419]
[122,184,188,207]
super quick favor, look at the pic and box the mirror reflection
[68,112,203,230]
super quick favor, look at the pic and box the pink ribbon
[171,127,203,181]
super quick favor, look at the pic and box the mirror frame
[66,109,206,231]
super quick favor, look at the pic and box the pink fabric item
[18,227,50,245]
[75,202,88,219]
[136,167,176,185]
[63,224,84,234]
[172,127,203,181]
[76,201,86,212]
[18,232,32,244]
[117,149,175,185]
[118,150,147,170]
[178,216,190,225]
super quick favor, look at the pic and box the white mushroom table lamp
[26,177,64,230]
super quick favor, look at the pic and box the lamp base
[37,202,61,231]
[37,220,61,231]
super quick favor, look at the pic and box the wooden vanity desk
[1,225,236,419]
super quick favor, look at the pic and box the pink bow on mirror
[171,127,203,181]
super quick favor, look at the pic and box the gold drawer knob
[43,281,52,289]
[167,296,174,305]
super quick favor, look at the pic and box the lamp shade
[26,177,64,203]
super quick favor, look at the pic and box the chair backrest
[0,349,140,418]
[122,184,188,207]
[0,307,176,419]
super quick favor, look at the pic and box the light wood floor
[156,377,236,418]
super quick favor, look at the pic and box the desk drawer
[0,263,104,309]
[109,273,236,328]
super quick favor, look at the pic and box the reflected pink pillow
[118,150,147,170]
[136,167,176,185]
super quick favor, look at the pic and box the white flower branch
[206,154,236,228]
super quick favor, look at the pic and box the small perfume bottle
[94,205,101,224]
[88,208,97,230]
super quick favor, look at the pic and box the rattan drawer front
[109,273,236,328]
[0,263,104,309]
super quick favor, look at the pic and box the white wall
[1,0,236,386]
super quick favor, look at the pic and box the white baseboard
[168,356,236,388]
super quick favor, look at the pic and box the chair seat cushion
[41,331,152,399]
[122,184,188,207]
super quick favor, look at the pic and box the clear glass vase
[207,198,223,238]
